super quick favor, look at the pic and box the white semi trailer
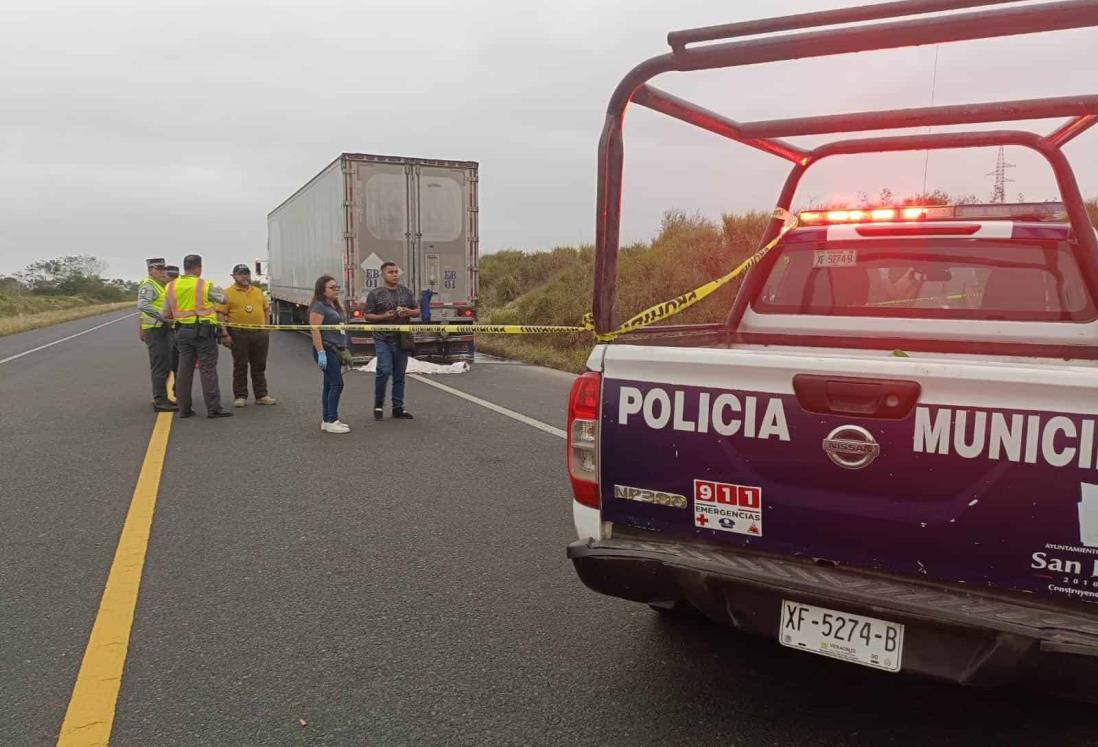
[267,152,479,360]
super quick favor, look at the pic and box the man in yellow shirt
[218,264,277,407]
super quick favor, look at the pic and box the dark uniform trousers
[174,323,222,414]
[230,329,270,400]
[170,328,179,375]
[144,325,174,404]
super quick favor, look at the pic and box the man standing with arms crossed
[218,263,277,408]
[363,261,417,420]
[136,257,178,412]
[163,254,232,419]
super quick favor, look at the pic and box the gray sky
[2,0,1096,281]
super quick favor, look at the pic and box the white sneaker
[322,421,350,433]
[233,398,247,408]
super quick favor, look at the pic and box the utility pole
[986,146,1015,204]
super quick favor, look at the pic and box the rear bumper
[345,332,475,362]
[568,534,1098,702]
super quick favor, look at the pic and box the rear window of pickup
[754,239,1096,323]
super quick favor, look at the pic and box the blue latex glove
[316,350,327,370]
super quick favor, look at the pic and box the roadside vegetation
[478,195,1098,373]
[0,255,138,337]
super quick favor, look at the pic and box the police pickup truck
[566,1,1098,703]
[568,200,1098,701]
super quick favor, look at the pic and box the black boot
[374,403,384,420]
[392,407,413,420]
[153,401,179,412]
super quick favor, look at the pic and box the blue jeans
[374,337,408,408]
[314,346,344,422]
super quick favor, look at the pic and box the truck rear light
[352,309,363,318]
[462,309,474,317]
[567,371,601,508]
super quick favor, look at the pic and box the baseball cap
[232,264,251,275]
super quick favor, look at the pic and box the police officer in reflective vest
[136,258,178,412]
[163,254,233,419]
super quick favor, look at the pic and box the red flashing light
[799,206,930,225]
[352,309,363,318]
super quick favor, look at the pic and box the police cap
[146,257,166,269]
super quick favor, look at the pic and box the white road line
[409,374,566,439]
[0,312,136,365]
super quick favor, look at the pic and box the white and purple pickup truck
[568,201,1098,701]
[565,2,1098,703]
[567,3,1098,702]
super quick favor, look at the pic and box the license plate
[779,600,904,672]
[812,249,857,268]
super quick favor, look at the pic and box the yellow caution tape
[223,208,798,343]
[223,321,589,334]
[592,208,797,341]
[867,291,977,308]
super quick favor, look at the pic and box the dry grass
[476,335,591,373]
[0,301,131,337]
[477,210,768,372]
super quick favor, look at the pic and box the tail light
[352,309,363,318]
[463,309,474,318]
[567,371,601,508]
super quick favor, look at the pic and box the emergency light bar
[798,202,1067,225]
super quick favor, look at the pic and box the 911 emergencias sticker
[694,479,763,537]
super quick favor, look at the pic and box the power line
[921,44,940,196]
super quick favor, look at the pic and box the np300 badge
[613,485,688,509]
[823,425,880,470]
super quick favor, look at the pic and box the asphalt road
[2,310,1097,746]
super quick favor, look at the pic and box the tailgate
[598,344,1098,608]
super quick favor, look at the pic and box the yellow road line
[56,412,173,747]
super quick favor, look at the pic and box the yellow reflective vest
[164,276,217,325]
[138,276,167,330]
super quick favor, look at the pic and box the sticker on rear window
[694,479,763,537]
[813,249,857,268]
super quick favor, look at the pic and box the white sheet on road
[355,356,470,374]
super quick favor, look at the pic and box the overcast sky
[2,0,1096,281]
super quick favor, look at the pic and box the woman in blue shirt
[308,275,350,433]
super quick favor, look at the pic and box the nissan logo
[823,425,880,470]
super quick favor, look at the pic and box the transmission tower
[986,146,1015,204]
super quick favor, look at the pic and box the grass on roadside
[0,301,132,337]
[476,335,591,373]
